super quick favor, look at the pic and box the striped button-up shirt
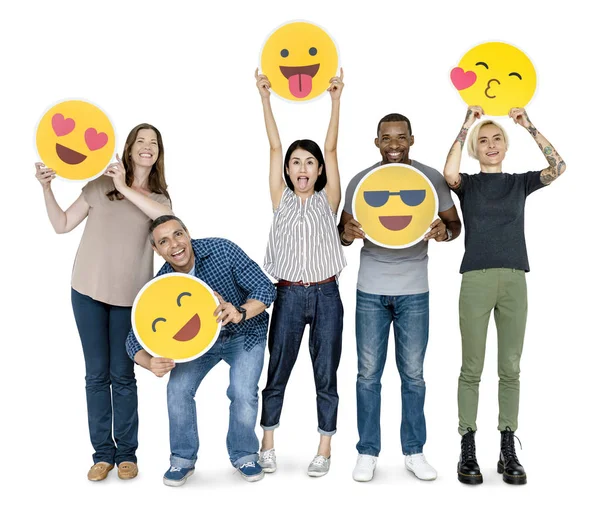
[126,238,276,359]
[264,188,346,282]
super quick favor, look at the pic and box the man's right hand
[342,217,365,242]
[149,357,176,377]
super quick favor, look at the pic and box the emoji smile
[485,78,500,99]
[55,143,87,165]
[379,215,413,231]
[279,64,320,98]
[173,314,201,341]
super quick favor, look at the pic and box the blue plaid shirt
[126,238,276,360]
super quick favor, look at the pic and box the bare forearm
[134,349,153,371]
[526,125,566,185]
[324,99,340,153]
[241,299,267,320]
[120,186,173,220]
[444,123,469,187]
[42,187,69,233]
[262,97,282,151]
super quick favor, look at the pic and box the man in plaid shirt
[126,215,276,486]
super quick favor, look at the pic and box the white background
[2,0,598,517]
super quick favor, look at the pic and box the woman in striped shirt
[255,68,346,477]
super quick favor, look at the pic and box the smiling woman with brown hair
[34,123,172,481]
[443,105,566,486]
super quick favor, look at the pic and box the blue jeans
[261,281,343,435]
[355,290,429,456]
[167,332,265,469]
[71,289,138,465]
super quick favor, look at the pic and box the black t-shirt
[452,171,545,273]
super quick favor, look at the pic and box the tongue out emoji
[280,64,320,98]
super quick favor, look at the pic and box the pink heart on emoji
[451,67,477,90]
[52,113,75,136]
[84,128,108,151]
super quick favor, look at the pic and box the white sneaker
[259,448,277,473]
[405,453,437,481]
[352,454,377,482]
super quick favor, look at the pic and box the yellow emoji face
[132,274,221,362]
[353,165,439,249]
[260,21,339,102]
[36,100,115,181]
[451,42,536,116]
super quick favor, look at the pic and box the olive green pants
[457,268,527,436]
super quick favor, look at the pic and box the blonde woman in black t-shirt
[443,105,566,486]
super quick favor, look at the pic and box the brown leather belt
[277,276,336,287]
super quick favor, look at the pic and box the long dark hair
[106,123,170,201]
[283,139,327,192]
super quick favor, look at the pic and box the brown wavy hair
[106,123,170,201]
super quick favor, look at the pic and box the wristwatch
[235,305,247,323]
[445,228,453,242]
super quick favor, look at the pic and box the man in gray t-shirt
[339,113,461,482]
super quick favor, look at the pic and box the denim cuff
[233,453,258,468]
[170,454,196,469]
[260,422,280,431]
[403,448,423,456]
[318,427,336,437]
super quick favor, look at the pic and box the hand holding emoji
[423,218,448,242]
[328,68,344,100]
[509,108,533,129]
[213,292,243,325]
[149,357,175,378]
[35,162,56,190]
[255,68,271,99]
[104,154,127,192]
[464,106,484,128]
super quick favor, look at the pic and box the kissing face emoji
[36,100,115,181]
[132,274,221,363]
[260,21,339,102]
[353,165,438,249]
[451,42,536,116]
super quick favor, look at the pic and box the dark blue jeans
[71,289,138,465]
[356,290,429,456]
[261,281,343,435]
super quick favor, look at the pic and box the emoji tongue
[289,74,313,98]
[298,177,309,189]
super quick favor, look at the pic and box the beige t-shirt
[71,175,171,307]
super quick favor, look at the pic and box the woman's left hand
[328,68,344,100]
[424,218,448,242]
[509,107,533,129]
[104,154,127,192]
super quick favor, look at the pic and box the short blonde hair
[467,120,509,159]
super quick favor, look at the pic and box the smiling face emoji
[260,21,339,102]
[36,99,115,181]
[353,164,438,249]
[132,274,221,362]
[451,42,536,116]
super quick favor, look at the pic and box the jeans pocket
[318,282,341,300]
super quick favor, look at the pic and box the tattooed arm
[443,106,483,189]
[509,108,566,185]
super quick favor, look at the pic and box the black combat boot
[498,427,527,485]
[457,428,483,484]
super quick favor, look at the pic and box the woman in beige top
[35,123,172,481]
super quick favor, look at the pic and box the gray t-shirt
[343,160,454,296]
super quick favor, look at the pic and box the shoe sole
[88,465,114,482]
[308,470,328,477]
[353,468,375,482]
[163,469,194,487]
[239,471,265,482]
[497,462,527,485]
[457,471,483,485]
[406,465,437,481]
[118,471,138,480]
